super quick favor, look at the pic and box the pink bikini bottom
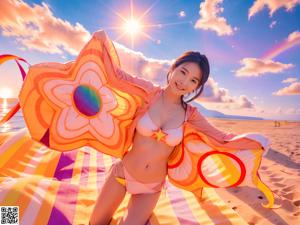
[107,159,167,195]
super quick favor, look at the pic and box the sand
[209,118,300,225]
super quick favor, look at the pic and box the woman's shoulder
[185,103,198,118]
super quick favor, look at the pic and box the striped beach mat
[0,128,247,225]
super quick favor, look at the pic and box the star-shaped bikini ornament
[152,128,167,142]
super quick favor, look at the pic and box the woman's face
[168,62,202,96]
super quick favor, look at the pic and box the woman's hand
[92,29,107,40]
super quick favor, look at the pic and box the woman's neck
[162,86,182,105]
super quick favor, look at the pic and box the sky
[0,0,299,120]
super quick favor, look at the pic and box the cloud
[269,20,277,28]
[248,0,300,19]
[238,95,255,109]
[178,11,186,18]
[273,82,300,95]
[282,77,298,83]
[194,0,234,36]
[0,0,90,55]
[287,30,300,43]
[196,78,255,109]
[198,78,234,103]
[114,42,172,84]
[235,58,294,77]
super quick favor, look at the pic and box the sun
[123,19,142,36]
[0,87,13,99]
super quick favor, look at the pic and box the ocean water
[0,98,26,133]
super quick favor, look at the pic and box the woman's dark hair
[167,51,210,110]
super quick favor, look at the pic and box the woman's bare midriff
[122,131,174,183]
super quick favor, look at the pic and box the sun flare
[0,87,13,99]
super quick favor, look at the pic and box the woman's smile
[175,82,185,91]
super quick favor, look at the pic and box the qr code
[0,206,19,225]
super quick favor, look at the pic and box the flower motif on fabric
[43,61,117,139]
[18,31,148,157]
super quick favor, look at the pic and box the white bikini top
[136,110,186,146]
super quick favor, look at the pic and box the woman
[88,30,251,225]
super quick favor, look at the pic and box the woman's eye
[181,70,185,75]
[192,80,197,83]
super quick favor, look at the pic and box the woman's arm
[188,107,262,149]
[93,30,160,94]
[115,67,160,95]
[188,107,236,143]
